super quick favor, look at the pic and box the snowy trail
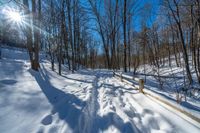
[0,48,200,133]
[78,71,100,133]
[78,71,139,133]
[94,73,200,133]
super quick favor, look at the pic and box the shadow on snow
[29,67,138,133]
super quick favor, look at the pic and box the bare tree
[21,0,41,71]
[166,0,193,84]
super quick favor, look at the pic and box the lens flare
[8,11,22,23]
[3,7,24,27]
[2,6,49,36]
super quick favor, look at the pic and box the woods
[1,1,200,132]
[0,0,200,85]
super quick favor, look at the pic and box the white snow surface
[0,48,200,133]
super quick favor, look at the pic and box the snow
[0,47,200,133]
[118,57,200,119]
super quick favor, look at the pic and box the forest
[0,0,200,83]
[0,0,200,133]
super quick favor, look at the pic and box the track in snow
[0,48,199,133]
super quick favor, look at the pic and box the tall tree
[123,0,127,72]
[167,0,193,84]
[22,0,40,71]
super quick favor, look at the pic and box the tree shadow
[78,73,139,133]
[29,68,139,133]
[29,69,86,130]
[0,79,17,85]
[93,112,139,133]
[119,74,200,112]
[61,74,93,84]
[145,88,200,112]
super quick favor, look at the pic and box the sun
[8,11,22,23]
[2,7,25,27]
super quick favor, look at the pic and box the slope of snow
[0,48,200,133]
[119,56,200,119]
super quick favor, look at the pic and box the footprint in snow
[62,85,68,89]
[142,109,154,116]
[51,109,56,115]
[110,106,116,112]
[48,126,59,133]
[36,127,44,133]
[82,86,88,93]
[41,115,53,125]
[125,110,135,118]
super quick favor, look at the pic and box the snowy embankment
[114,72,200,122]
[118,56,200,119]
[0,47,200,133]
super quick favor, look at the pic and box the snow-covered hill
[0,47,200,133]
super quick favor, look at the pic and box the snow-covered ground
[0,48,200,133]
[120,57,200,119]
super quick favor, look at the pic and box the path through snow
[0,48,200,133]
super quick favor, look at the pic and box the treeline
[148,0,200,84]
[4,0,151,73]
[41,0,96,74]
[88,0,200,84]
[0,0,98,73]
[1,0,200,84]
[163,0,200,84]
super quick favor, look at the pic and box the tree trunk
[67,0,75,73]
[168,0,193,84]
[123,0,127,72]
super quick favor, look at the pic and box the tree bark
[123,0,127,72]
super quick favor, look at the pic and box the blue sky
[0,0,160,54]
[133,0,160,31]
[90,0,161,54]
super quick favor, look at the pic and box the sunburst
[3,7,25,27]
